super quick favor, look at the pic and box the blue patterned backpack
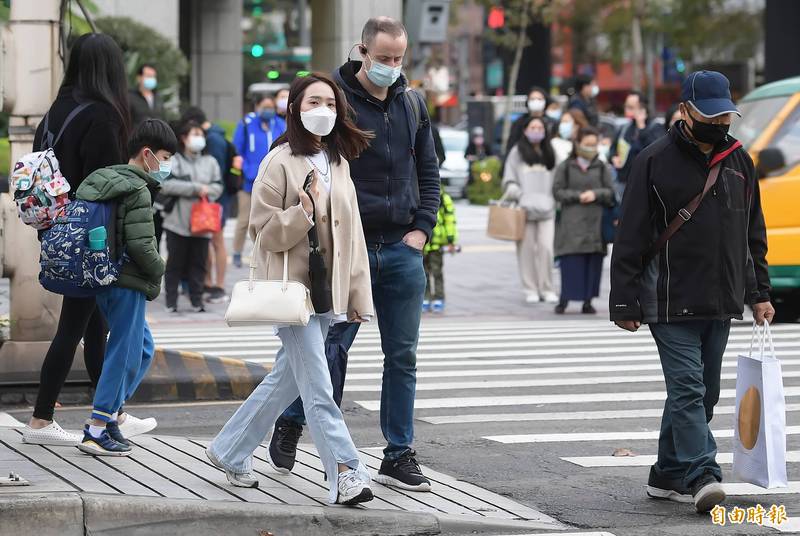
[39,200,121,297]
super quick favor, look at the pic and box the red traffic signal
[488,6,505,29]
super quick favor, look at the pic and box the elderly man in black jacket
[267,16,440,493]
[610,71,775,514]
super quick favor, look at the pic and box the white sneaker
[525,293,541,304]
[118,414,157,438]
[337,469,374,505]
[22,421,81,446]
[542,292,560,304]
[206,449,259,488]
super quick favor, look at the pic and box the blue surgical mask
[365,54,402,88]
[546,109,562,122]
[260,109,276,122]
[145,149,171,183]
[558,122,574,140]
[142,77,157,91]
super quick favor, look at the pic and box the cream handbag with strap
[224,232,314,327]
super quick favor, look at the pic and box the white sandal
[22,421,81,446]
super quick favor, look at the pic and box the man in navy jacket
[610,71,774,514]
[269,16,440,492]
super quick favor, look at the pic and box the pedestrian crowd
[10,15,775,515]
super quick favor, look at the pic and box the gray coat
[160,151,224,238]
[501,146,556,221]
[553,157,615,257]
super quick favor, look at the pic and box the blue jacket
[233,113,286,192]
[205,123,229,187]
[333,61,440,244]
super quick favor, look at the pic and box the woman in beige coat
[207,73,375,506]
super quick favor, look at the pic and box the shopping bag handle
[750,320,776,362]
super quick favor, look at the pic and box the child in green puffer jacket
[74,119,177,457]
[423,190,458,314]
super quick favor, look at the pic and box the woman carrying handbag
[206,73,375,506]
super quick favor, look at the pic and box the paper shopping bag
[487,201,526,241]
[732,321,788,488]
[190,195,222,235]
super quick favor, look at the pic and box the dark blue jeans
[281,240,427,460]
[649,319,730,490]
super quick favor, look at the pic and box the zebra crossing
[150,318,800,507]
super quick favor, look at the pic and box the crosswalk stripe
[344,370,800,392]
[344,359,800,381]
[154,342,800,362]
[419,403,800,425]
[151,329,795,345]
[356,386,800,411]
[563,451,800,467]
[484,426,800,444]
[324,352,800,370]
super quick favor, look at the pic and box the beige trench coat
[249,143,374,320]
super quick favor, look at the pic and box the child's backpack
[39,199,121,297]
[10,103,92,230]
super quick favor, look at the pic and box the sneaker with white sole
[691,473,726,513]
[206,448,259,488]
[337,469,374,505]
[542,292,560,304]
[525,293,541,304]
[117,414,157,438]
[22,421,81,446]
[645,466,693,503]
[375,450,431,492]
[76,426,131,457]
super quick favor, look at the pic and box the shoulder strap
[404,88,421,133]
[644,162,722,264]
[44,102,93,150]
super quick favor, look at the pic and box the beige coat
[249,143,374,320]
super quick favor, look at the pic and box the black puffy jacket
[610,122,770,324]
[333,61,440,244]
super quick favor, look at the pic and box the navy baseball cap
[681,70,740,118]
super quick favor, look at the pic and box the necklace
[306,152,330,182]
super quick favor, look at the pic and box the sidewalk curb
[435,512,566,533]
[0,493,442,536]
[130,348,271,403]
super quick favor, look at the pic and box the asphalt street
[3,203,799,536]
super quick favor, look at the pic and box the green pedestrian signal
[296,71,310,78]
[267,70,280,80]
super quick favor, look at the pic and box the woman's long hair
[61,33,132,155]
[273,72,373,165]
[516,116,555,170]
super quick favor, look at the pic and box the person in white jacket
[502,116,559,304]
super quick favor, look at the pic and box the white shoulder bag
[224,232,314,327]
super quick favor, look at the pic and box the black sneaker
[375,450,431,491]
[105,421,130,447]
[645,466,692,503]
[555,302,567,314]
[582,301,597,314]
[690,472,725,513]
[267,417,303,474]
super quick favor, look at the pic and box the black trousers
[154,211,164,253]
[165,230,209,308]
[33,296,108,421]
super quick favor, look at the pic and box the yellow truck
[731,76,800,322]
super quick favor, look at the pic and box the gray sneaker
[206,449,259,488]
[691,473,725,513]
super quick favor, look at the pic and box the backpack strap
[42,102,93,151]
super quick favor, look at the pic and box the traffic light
[488,6,505,29]
[251,44,264,58]
[267,70,280,80]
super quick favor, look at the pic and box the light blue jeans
[208,315,369,503]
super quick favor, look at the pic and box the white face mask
[187,135,206,153]
[300,106,337,137]
[527,98,546,113]
[277,98,289,113]
[591,84,600,98]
